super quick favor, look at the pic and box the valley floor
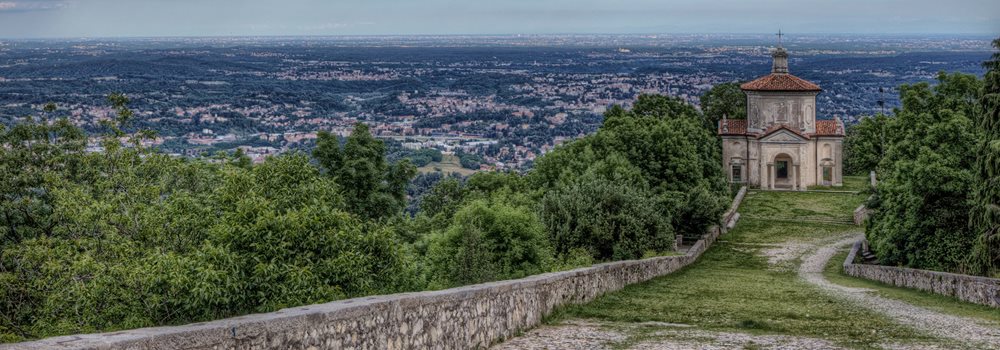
[493,187,1000,350]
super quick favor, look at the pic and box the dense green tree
[532,94,727,241]
[540,159,672,261]
[0,100,419,342]
[969,38,1000,277]
[866,73,982,272]
[424,198,551,288]
[419,178,466,219]
[844,114,890,176]
[700,82,747,126]
[313,123,416,220]
[0,92,734,341]
[313,130,343,171]
[209,154,414,311]
[0,116,85,245]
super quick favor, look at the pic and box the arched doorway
[773,153,793,188]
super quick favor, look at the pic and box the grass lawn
[824,249,1000,326]
[547,190,943,349]
[417,154,478,176]
[808,175,870,192]
[740,190,864,224]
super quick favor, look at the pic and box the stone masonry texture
[844,241,1000,308]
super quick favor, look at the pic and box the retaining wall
[5,188,748,350]
[844,241,1000,308]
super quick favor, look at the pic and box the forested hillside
[845,38,1000,277]
[0,93,727,342]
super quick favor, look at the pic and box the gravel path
[492,320,847,350]
[493,231,1000,349]
[799,233,1000,349]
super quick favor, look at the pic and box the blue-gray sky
[0,0,997,38]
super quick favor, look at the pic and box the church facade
[719,45,845,190]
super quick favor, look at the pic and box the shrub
[425,199,551,288]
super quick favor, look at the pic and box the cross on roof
[776,30,784,48]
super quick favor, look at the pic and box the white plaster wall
[814,137,845,186]
[721,136,760,186]
[723,135,843,189]
[759,142,805,188]
[746,91,819,133]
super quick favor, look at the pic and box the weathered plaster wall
[746,91,818,133]
[844,241,1000,308]
[813,137,844,186]
[721,137,760,185]
[4,191,748,350]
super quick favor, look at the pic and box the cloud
[0,0,69,12]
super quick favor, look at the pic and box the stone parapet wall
[5,189,747,350]
[844,241,1000,308]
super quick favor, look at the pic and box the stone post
[793,164,800,191]
[768,164,775,189]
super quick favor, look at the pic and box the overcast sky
[0,0,997,38]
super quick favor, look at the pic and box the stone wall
[5,189,747,350]
[844,241,1000,308]
[852,204,867,226]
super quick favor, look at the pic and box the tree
[865,73,982,272]
[844,114,890,176]
[209,154,413,312]
[313,130,343,172]
[700,82,747,126]
[0,116,85,245]
[425,199,550,288]
[1,99,421,341]
[313,123,416,220]
[969,38,1000,277]
[540,162,672,261]
[531,94,727,242]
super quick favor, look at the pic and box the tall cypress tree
[970,38,1000,276]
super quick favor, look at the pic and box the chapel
[718,42,845,190]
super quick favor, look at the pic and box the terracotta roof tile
[719,119,844,138]
[814,119,844,136]
[718,119,747,135]
[740,73,821,92]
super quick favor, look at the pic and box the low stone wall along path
[493,189,1000,350]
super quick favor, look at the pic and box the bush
[425,199,551,288]
[541,173,672,261]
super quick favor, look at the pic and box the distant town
[0,34,992,171]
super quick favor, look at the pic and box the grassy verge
[824,249,1000,326]
[545,191,946,349]
[807,175,870,192]
[549,223,931,348]
[740,190,863,223]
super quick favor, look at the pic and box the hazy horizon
[0,0,997,39]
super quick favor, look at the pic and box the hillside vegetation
[0,94,727,342]
[844,39,1000,276]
